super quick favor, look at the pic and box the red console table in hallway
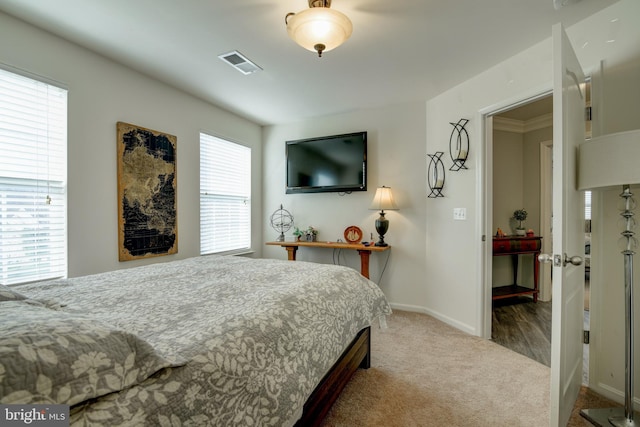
[492,236,542,302]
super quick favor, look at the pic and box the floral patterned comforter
[4,255,391,426]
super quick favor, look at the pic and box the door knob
[538,253,553,263]
[538,253,582,267]
[563,253,583,267]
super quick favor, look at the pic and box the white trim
[478,84,552,117]
[0,61,69,90]
[539,140,553,302]
[493,116,525,133]
[493,113,553,133]
[389,303,477,336]
[479,113,493,339]
[525,113,553,132]
[201,250,255,257]
[589,61,604,139]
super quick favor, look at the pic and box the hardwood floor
[492,279,590,368]
[491,296,552,366]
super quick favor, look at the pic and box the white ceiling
[498,96,553,121]
[0,0,617,125]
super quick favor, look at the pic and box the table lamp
[369,186,398,247]
[578,129,640,427]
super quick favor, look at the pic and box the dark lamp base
[374,212,389,247]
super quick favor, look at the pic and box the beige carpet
[569,386,621,427]
[321,310,618,427]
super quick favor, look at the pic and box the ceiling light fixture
[285,0,353,58]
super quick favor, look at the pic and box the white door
[549,23,586,427]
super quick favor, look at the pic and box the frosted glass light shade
[369,186,398,211]
[286,7,352,56]
[578,129,640,190]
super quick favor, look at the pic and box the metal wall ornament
[427,152,445,198]
[449,118,470,171]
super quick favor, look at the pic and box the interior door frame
[479,87,553,339]
[539,139,553,302]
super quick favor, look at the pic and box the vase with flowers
[293,226,318,242]
[304,226,318,242]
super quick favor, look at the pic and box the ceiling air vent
[218,51,262,75]
[553,0,582,9]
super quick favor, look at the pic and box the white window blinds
[200,133,251,254]
[0,68,67,285]
[584,190,591,220]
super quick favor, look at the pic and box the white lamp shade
[286,7,353,54]
[578,129,640,190]
[369,186,398,211]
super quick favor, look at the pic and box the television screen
[286,132,367,194]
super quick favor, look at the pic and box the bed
[0,255,391,426]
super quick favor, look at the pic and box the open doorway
[486,88,592,376]
[488,95,554,367]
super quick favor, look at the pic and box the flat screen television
[286,131,367,194]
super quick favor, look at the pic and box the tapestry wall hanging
[117,122,177,261]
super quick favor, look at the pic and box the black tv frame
[285,131,367,194]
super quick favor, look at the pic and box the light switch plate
[453,208,466,220]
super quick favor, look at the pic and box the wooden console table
[266,241,390,279]
[492,236,542,302]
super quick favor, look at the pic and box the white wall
[493,130,525,234]
[0,12,263,277]
[492,130,525,289]
[424,36,559,334]
[262,102,427,307]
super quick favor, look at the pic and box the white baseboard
[588,381,638,407]
[389,302,478,336]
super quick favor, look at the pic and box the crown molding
[524,113,553,132]
[493,116,524,133]
[493,113,553,134]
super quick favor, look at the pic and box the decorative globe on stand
[270,204,294,242]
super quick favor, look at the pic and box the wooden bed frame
[295,327,371,426]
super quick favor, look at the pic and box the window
[200,133,251,254]
[0,68,67,285]
[584,190,591,220]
